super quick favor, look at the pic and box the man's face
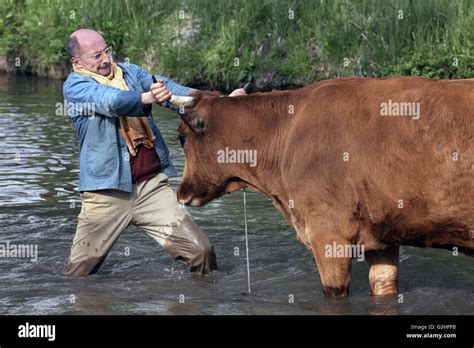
[72,33,112,76]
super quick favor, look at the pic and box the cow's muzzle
[177,183,205,207]
[177,194,203,207]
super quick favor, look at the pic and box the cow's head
[170,91,247,206]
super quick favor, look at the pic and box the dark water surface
[0,74,472,315]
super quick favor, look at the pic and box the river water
[0,74,472,315]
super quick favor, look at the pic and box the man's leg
[63,190,132,276]
[132,173,217,275]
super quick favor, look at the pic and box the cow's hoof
[323,286,349,297]
[370,282,398,296]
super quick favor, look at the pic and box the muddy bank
[0,54,68,80]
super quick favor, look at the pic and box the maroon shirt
[130,146,161,184]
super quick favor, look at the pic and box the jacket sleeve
[63,75,145,118]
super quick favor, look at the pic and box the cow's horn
[169,95,194,107]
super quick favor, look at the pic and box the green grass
[0,0,472,89]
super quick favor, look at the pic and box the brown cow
[170,77,474,297]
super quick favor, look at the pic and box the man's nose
[101,52,110,64]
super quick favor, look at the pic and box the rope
[243,187,251,293]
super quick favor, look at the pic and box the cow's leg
[365,246,399,296]
[306,221,353,297]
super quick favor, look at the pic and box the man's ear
[71,57,82,69]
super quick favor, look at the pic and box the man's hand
[141,79,172,105]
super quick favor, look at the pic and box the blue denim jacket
[63,62,195,192]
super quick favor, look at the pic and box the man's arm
[64,76,146,118]
[134,64,246,108]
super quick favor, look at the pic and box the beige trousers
[63,173,217,276]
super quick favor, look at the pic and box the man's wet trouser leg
[63,190,132,276]
[133,173,217,275]
[63,173,217,276]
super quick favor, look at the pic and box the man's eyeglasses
[75,46,112,62]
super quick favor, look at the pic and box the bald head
[67,29,112,76]
[69,29,106,54]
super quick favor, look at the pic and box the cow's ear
[180,109,209,134]
[176,90,218,133]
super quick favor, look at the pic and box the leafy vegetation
[0,0,472,89]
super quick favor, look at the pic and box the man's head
[67,29,112,76]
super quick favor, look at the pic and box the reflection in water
[0,74,472,315]
[367,296,400,316]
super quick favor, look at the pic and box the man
[63,29,245,276]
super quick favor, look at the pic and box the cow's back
[281,77,474,250]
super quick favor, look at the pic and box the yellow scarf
[73,62,155,156]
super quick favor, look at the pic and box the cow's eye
[177,133,186,147]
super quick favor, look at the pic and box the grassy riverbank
[0,0,473,90]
